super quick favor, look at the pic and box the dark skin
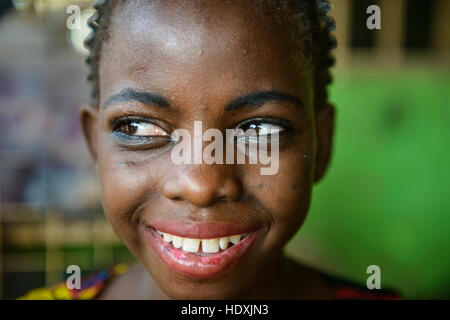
[80,0,335,299]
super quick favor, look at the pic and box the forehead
[99,0,311,107]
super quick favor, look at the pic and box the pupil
[248,123,261,134]
[123,122,138,135]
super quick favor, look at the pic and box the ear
[79,104,99,168]
[314,104,335,183]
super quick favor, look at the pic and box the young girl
[20,0,400,299]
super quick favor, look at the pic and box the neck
[231,251,334,299]
[233,250,298,299]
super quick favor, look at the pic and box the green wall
[289,68,450,299]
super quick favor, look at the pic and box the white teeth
[172,235,183,248]
[201,238,219,253]
[163,233,172,242]
[183,238,200,253]
[157,230,247,253]
[229,234,242,245]
[219,237,229,250]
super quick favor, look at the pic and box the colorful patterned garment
[18,264,129,300]
[18,264,401,300]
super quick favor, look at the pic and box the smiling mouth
[155,229,250,255]
[144,224,261,278]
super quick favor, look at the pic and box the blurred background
[0,0,448,299]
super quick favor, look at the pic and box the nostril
[216,195,228,201]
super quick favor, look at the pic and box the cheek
[247,133,315,245]
[97,147,160,246]
[272,154,314,226]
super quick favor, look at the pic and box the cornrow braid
[84,0,118,104]
[84,0,336,108]
[315,0,337,106]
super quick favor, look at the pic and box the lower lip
[144,227,259,279]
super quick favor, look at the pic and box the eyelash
[235,118,293,135]
[110,117,172,149]
[110,116,293,149]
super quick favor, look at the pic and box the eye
[234,119,285,139]
[115,120,169,137]
[111,117,172,150]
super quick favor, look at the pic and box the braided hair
[84,0,336,108]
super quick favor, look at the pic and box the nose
[163,164,242,207]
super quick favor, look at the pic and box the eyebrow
[103,88,170,109]
[224,90,303,111]
[103,88,303,111]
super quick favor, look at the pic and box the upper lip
[145,220,260,239]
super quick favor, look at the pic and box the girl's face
[81,0,334,299]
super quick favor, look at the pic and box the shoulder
[95,263,146,300]
[17,264,129,300]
